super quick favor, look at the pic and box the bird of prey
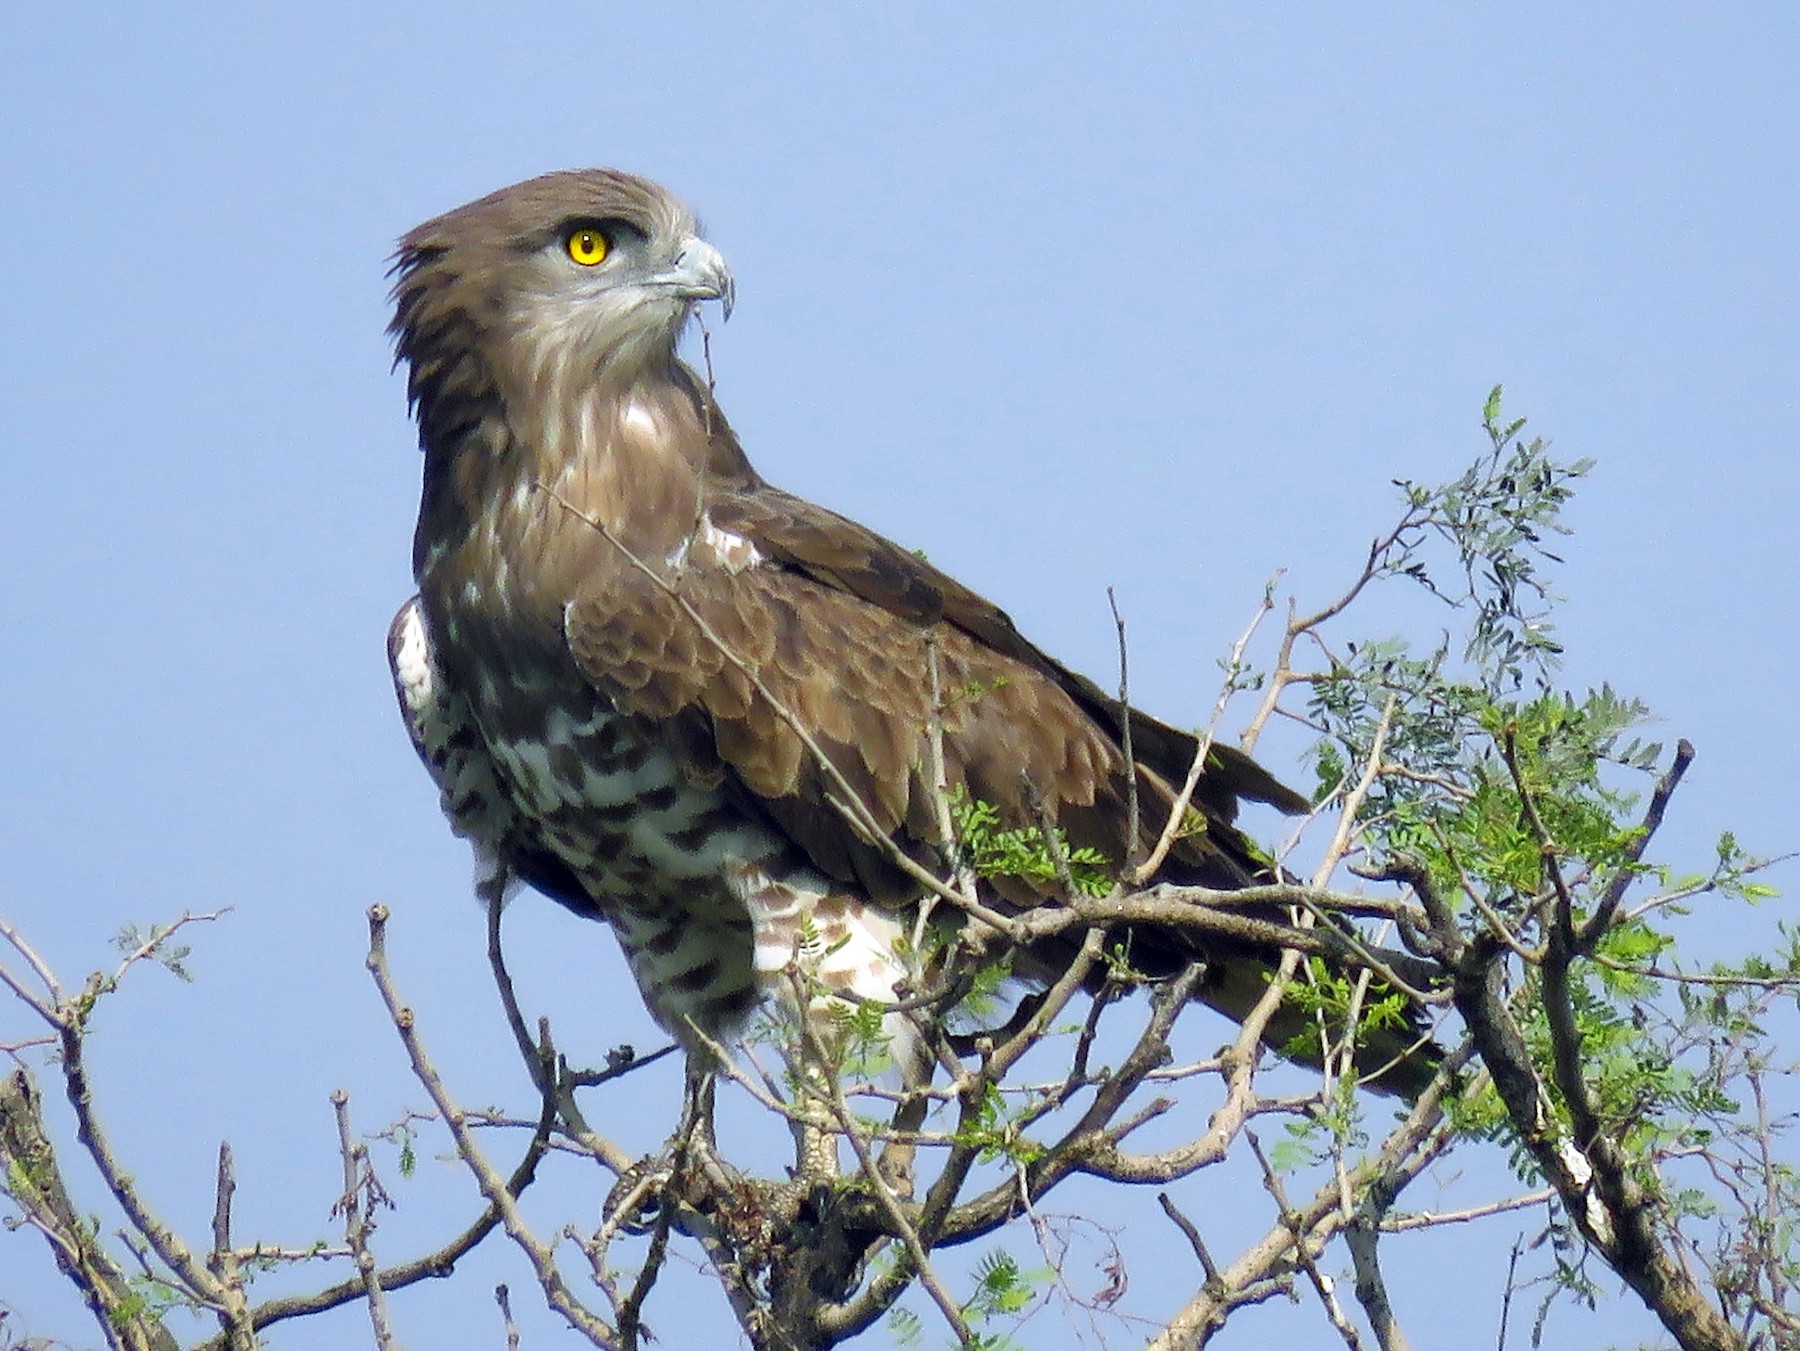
[386,170,1427,1091]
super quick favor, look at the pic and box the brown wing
[709,488,1307,816]
[562,487,1297,914]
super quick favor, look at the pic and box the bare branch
[1381,1190,1556,1233]
[1157,1191,1222,1289]
[53,993,227,1317]
[811,1029,975,1348]
[0,914,63,1017]
[205,1143,257,1349]
[1134,591,1273,884]
[484,889,641,1174]
[1345,1206,1409,1351]
[364,905,621,1348]
[496,1283,522,1351]
[1578,738,1694,951]
[332,1091,400,1351]
[1247,1132,1365,1350]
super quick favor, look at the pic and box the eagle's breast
[404,566,908,1042]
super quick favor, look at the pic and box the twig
[1108,587,1141,871]
[1133,593,1273,884]
[206,1115,552,1346]
[0,914,64,1014]
[1578,738,1694,950]
[1147,1040,1469,1351]
[614,1171,674,1350]
[54,988,227,1318]
[364,905,621,1348]
[1311,695,1395,889]
[496,1284,522,1351]
[484,890,641,1174]
[206,1143,257,1348]
[1380,1189,1555,1232]
[1247,1132,1364,1349]
[1589,958,1800,990]
[99,909,231,995]
[1240,511,1421,751]
[332,1091,399,1351]
[810,1029,977,1348]
[1496,1235,1524,1351]
[1157,1192,1222,1288]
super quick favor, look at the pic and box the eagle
[385,170,1429,1094]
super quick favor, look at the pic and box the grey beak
[660,237,735,321]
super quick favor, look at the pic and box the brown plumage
[386,169,1431,1093]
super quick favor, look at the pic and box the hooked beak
[653,236,735,321]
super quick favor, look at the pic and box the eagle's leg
[794,1112,836,1183]
[598,1058,719,1241]
[875,1023,934,1197]
[679,1055,718,1152]
[788,1023,841,1185]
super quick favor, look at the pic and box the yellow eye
[566,228,610,266]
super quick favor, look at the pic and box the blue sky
[2,6,1795,1348]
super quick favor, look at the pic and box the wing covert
[561,522,1274,912]
[710,487,1309,817]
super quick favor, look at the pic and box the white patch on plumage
[387,598,517,899]
[663,511,764,574]
[389,600,437,740]
[730,863,913,1051]
[698,514,764,572]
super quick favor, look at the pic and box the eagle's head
[389,170,734,441]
